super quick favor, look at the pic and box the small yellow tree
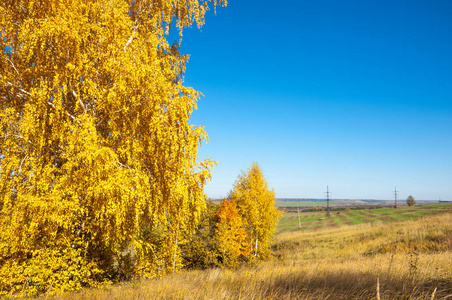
[229,163,281,260]
[215,199,251,268]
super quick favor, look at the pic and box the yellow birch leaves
[0,0,225,296]
[229,163,282,259]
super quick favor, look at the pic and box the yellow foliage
[229,163,282,260]
[215,199,251,268]
[0,0,225,296]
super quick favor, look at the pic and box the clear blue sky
[177,0,452,200]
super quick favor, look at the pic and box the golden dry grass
[35,212,452,300]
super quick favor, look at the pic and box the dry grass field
[34,205,452,300]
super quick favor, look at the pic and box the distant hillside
[275,198,442,208]
[210,198,444,208]
[275,198,387,208]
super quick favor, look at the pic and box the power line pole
[325,185,331,217]
[394,187,398,208]
[297,201,301,229]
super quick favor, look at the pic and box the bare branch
[117,161,131,169]
[2,76,81,123]
[71,88,87,114]
[19,154,29,173]
[47,101,76,121]
[7,58,21,79]
[124,22,139,51]
[2,77,31,97]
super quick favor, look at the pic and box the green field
[276,203,452,234]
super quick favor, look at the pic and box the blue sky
[177,0,452,200]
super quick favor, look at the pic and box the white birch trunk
[254,237,258,257]
[172,227,179,276]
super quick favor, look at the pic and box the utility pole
[325,185,331,217]
[394,187,398,208]
[297,201,302,229]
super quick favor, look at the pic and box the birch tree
[229,163,281,260]
[0,0,225,296]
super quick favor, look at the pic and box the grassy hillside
[39,204,452,299]
[277,203,452,234]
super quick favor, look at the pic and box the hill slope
[41,205,452,299]
[277,203,452,234]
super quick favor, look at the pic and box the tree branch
[19,154,29,173]
[117,161,131,169]
[7,58,21,79]
[124,22,139,51]
[2,77,31,97]
[0,134,34,146]
[46,101,76,121]
[2,77,84,125]
[71,88,87,114]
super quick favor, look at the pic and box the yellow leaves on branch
[0,0,225,296]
